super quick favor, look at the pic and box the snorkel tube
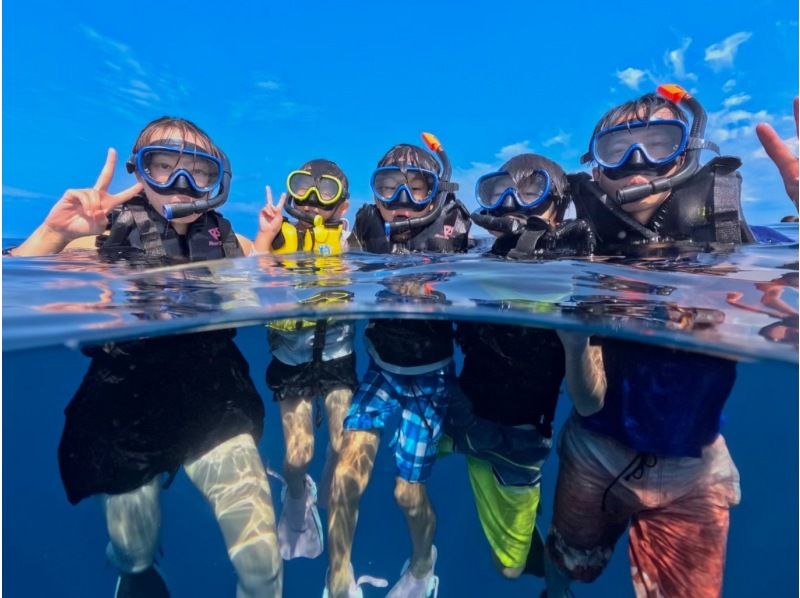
[469,210,527,236]
[163,151,232,220]
[284,199,344,227]
[385,132,458,237]
[615,84,707,205]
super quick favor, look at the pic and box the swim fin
[114,566,169,598]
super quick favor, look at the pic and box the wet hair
[132,116,222,159]
[300,158,349,198]
[377,144,440,174]
[583,93,688,163]
[500,153,571,220]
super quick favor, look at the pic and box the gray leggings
[101,434,282,598]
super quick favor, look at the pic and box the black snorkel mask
[586,84,720,205]
[126,140,232,220]
[374,132,459,239]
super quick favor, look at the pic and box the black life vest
[491,219,596,259]
[97,195,242,262]
[571,156,755,254]
[353,197,471,254]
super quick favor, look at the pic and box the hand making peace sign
[44,148,143,241]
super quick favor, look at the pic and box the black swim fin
[523,527,546,578]
[114,566,170,598]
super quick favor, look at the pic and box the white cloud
[616,67,649,90]
[256,80,282,91]
[722,79,737,93]
[77,24,189,117]
[228,78,317,123]
[495,141,532,161]
[2,186,56,200]
[664,37,697,81]
[723,93,751,108]
[543,132,572,147]
[704,32,753,71]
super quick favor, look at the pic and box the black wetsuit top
[353,199,471,368]
[58,201,263,504]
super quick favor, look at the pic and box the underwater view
[3,227,797,597]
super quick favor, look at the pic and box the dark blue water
[3,323,797,597]
[3,227,798,596]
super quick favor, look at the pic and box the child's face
[593,107,683,218]
[375,170,432,222]
[295,200,349,225]
[136,127,210,225]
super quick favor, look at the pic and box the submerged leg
[101,477,161,574]
[319,387,354,509]
[326,429,380,598]
[184,433,282,598]
[279,397,315,499]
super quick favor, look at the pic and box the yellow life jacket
[272,215,344,256]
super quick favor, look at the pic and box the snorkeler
[445,153,596,580]
[11,118,282,597]
[570,84,755,253]
[443,154,593,579]
[544,87,746,597]
[253,160,357,562]
[325,134,471,598]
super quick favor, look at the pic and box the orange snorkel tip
[657,83,691,104]
[421,132,443,153]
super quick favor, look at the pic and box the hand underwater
[756,97,799,210]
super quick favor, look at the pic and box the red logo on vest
[208,227,222,246]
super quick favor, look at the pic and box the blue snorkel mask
[583,84,720,204]
[126,140,232,220]
[475,169,552,213]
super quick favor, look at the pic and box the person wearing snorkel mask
[570,84,755,255]
[324,135,470,598]
[544,90,744,598]
[252,160,358,564]
[470,153,594,258]
[10,118,282,597]
[440,153,598,583]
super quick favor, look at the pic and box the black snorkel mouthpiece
[162,151,232,220]
[616,84,707,205]
[385,132,458,236]
[470,210,527,236]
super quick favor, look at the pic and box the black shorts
[58,332,265,505]
[266,353,357,402]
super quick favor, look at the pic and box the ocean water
[3,228,798,597]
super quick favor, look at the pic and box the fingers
[794,97,799,137]
[277,192,287,211]
[756,123,796,169]
[94,148,117,192]
[265,185,274,207]
[106,182,144,209]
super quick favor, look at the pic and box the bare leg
[319,387,354,509]
[184,434,282,598]
[279,397,315,499]
[394,479,436,578]
[326,430,380,598]
[101,477,161,574]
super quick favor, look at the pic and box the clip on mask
[586,84,719,204]
[126,140,231,219]
[373,132,459,237]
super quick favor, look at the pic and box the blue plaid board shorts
[343,359,456,482]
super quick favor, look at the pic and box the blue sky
[3,0,798,238]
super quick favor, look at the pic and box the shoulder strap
[214,212,242,257]
[128,203,167,257]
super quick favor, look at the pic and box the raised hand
[756,97,799,209]
[254,185,287,253]
[44,148,144,240]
